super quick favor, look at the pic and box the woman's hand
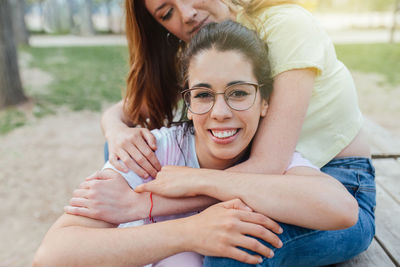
[135,166,201,197]
[107,126,161,178]
[64,170,147,224]
[182,199,283,264]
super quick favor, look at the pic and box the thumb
[134,184,146,193]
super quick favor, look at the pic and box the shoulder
[151,124,188,149]
[151,123,194,166]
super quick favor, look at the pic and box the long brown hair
[124,0,185,129]
[123,0,300,130]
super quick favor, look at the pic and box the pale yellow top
[237,4,363,167]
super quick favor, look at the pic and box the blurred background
[0,0,399,266]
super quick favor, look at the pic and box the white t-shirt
[103,124,318,223]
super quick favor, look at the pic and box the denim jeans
[203,157,376,267]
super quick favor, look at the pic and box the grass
[0,43,399,135]
[22,46,128,111]
[0,46,128,135]
[335,43,400,85]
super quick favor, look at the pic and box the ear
[260,99,268,117]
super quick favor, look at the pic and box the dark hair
[179,20,273,123]
[123,0,185,129]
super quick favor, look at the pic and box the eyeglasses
[182,82,260,115]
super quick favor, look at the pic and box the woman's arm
[65,169,218,224]
[228,69,315,174]
[101,101,161,177]
[34,200,282,267]
[136,166,359,230]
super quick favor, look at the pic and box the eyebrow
[192,83,211,88]
[154,3,167,15]
[191,81,247,89]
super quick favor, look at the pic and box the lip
[208,128,240,145]
[189,15,210,35]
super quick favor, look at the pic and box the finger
[220,199,252,212]
[117,147,150,178]
[109,153,129,173]
[141,129,158,151]
[128,143,157,177]
[224,247,264,265]
[234,235,274,259]
[69,197,89,208]
[79,181,91,189]
[72,189,89,199]
[85,170,112,181]
[238,211,283,235]
[64,205,90,217]
[134,138,161,173]
[134,184,145,193]
[239,221,282,249]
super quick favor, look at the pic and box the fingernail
[279,240,283,248]
[279,227,283,234]
[258,257,263,263]
[269,250,274,258]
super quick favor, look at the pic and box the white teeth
[211,129,238,138]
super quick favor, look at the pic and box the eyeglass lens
[184,83,257,114]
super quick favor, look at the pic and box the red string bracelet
[149,192,155,223]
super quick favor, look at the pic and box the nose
[179,3,197,24]
[210,95,232,121]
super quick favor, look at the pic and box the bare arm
[136,166,359,230]
[65,169,219,224]
[35,200,282,266]
[229,69,316,174]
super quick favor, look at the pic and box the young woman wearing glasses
[34,21,368,267]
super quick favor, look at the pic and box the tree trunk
[0,0,27,109]
[79,0,94,36]
[10,0,29,45]
[106,0,112,32]
[390,0,400,43]
[66,0,75,33]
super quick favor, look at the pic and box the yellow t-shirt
[237,4,363,167]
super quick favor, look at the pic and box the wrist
[176,216,197,252]
[128,192,150,221]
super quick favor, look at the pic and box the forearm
[131,192,219,221]
[101,100,130,138]
[194,169,358,230]
[34,214,187,267]
[229,69,315,175]
[152,194,219,217]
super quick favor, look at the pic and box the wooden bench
[333,119,400,267]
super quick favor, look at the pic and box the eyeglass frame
[181,82,262,115]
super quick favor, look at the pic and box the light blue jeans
[203,157,376,267]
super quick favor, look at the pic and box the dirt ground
[1,67,400,266]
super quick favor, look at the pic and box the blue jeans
[104,142,109,163]
[203,157,376,267]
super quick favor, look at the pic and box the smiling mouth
[189,16,209,35]
[210,129,239,139]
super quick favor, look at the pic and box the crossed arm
[34,199,282,267]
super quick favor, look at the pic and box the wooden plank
[374,184,400,265]
[333,238,395,267]
[364,118,400,155]
[374,159,400,203]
